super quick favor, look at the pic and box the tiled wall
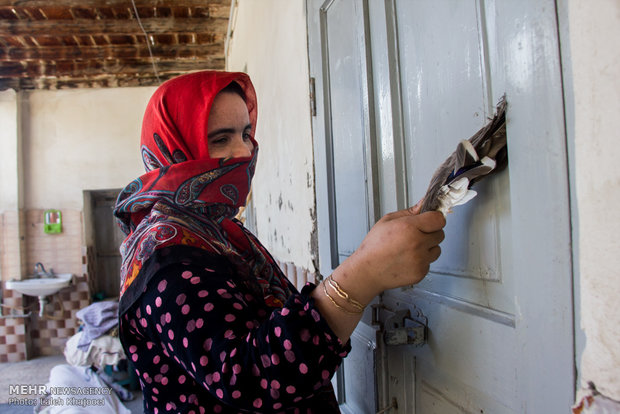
[0,209,91,361]
[24,210,84,282]
[0,210,27,362]
[0,288,27,363]
[0,210,27,285]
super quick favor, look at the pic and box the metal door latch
[382,309,426,346]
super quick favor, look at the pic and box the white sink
[6,273,73,297]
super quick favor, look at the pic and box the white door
[307,1,574,413]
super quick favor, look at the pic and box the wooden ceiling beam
[0,0,230,7]
[0,72,183,90]
[0,16,229,36]
[0,57,225,78]
[0,42,225,61]
[0,1,231,90]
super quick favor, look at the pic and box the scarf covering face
[114,71,292,312]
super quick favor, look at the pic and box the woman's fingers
[409,201,422,215]
[426,228,445,247]
[428,245,442,263]
[416,211,446,233]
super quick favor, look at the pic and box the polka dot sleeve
[120,248,349,413]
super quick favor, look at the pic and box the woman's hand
[311,204,446,343]
[330,205,446,305]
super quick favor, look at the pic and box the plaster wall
[0,90,19,211]
[22,87,156,210]
[226,0,317,272]
[568,0,620,401]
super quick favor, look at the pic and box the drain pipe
[38,296,47,317]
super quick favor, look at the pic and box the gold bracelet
[326,275,364,311]
[322,280,363,315]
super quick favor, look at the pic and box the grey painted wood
[309,0,380,410]
[384,0,573,412]
[321,0,373,264]
[309,0,574,412]
[396,0,513,321]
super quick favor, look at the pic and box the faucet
[34,262,54,278]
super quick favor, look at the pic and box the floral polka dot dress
[120,246,350,413]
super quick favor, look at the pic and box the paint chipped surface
[573,386,620,414]
[227,1,318,272]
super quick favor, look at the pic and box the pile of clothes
[36,301,135,414]
[64,301,125,368]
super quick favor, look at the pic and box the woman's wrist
[321,277,364,315]
[329,257,381,307]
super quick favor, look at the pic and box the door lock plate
[382,309,426,346]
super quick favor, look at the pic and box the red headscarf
[114,71,291,312]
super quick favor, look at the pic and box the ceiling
[0,0,231,91]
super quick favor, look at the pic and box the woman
[114,71,445,413]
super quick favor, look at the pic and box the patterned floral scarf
[114,71,292,313]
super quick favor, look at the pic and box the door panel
[387,0,573,412]
[342,322,379,414]
[322,0,373,264]
[397,0,514,316]
[310,0,380,411]
[307,0,573,412]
